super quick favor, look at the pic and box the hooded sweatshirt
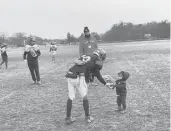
[79,34,98,56]
[115,71,130,95]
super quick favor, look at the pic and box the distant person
[0,43,8,69]
[49,42,57,62]
[79,26,98,57]
[23,36,41,84]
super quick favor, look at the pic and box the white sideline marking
[0,91,16,102]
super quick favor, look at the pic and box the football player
[0,43,8,69]
[23,36,41,84]
[49,42,57,62]
[64,48,112,124]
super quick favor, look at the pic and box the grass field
[0,40,170,131]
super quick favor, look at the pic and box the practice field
[0,40,170,131]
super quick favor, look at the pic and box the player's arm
[93,70,106,85]
[36,50,41,56]
[85,68,93,83]
[103,75,115,83]
[23,51,27,60]
[33,45,41,56]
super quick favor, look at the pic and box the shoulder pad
[81,55,91,63]
[33,44,38,47]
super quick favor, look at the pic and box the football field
[0,40,170,131]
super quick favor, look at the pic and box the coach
[79,27,98,57]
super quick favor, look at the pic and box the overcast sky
[0,0,170,39]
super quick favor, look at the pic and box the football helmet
[93,48,106,61]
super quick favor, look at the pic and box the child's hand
[106,82,114,89]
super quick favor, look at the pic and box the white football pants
[67,75,88,100]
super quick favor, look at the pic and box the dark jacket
[23,45,41,62]
[114,71,130,96]
[1,45,7,57]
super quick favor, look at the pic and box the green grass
[0,40,170,131]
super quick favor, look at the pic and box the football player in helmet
[0,43,8,69]
[23,36,41,84]
[86,48,107,83]
[49,42,57,62]
[64,48,112,124]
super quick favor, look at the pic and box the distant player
[23,36,41,84]
[49,42,57,62]
[0,43,8,69]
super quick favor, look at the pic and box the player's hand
[24,59,27,62]
[103,75,110,81]
[106,82,114,89]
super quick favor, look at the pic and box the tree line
[0,20,170,47]
[101,20,170,42]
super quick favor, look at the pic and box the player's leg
[52,51,56,62]
[0,56,5,68]
[5,56,8,69]
[115,95,122,111]
[52,55,55,62]
[120,95,127,113]
[78,75,94,123]
[51,51,54,62]
[28,62,36,83]
[65,78,77,124]
[34,61,41,84]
